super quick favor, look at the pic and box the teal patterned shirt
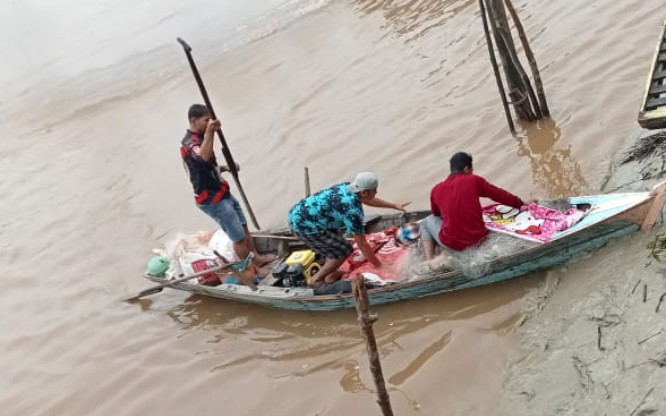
[288,183,365,235]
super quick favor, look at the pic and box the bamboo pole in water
[503,0,550,117]
[478,0,516,133]
[352,275,394,416]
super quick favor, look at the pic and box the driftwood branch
[638,330,662,345]
[656,291,666,313]
[629,387,654,416]
[353,275,394,416]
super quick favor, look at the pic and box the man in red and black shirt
[180,104,259,263]
[421,152,526,260]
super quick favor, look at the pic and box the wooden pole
[486,0,538,121]
[479,0,516,133]
[304,166,311,197]
[352,275,394,416]
[503,0,550,117]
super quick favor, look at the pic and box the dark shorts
[296,230,353,260]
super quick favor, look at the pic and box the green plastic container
[147,255,170,277]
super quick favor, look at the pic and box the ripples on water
[1,0,664,414]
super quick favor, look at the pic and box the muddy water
[1,0,663,414]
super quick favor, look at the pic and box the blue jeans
[197,195,247,242]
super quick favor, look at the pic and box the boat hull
[148,221,639,311]
[144,192,654,311]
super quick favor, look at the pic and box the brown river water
[1,0,663,414]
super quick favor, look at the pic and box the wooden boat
[638,18,666,129]
[143,182,666,311]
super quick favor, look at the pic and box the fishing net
[403,232,538,280]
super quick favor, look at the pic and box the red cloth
[430,173,523,250]
[339,227,408,281]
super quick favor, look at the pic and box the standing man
[288,171,410,285]
[421,152,527,260]
[180,104,271,265]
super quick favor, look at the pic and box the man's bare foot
[308,278,324,287]
[416,254,451,274]
[253,253,278,267]
[256,264,272,278]
[324,270,344,284]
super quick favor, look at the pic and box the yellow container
[285,250,316,267]
[304,262,321,283]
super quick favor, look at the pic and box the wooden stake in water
[352,274,394,416]
[478,0,515,133]
[503,0,550,117]
[304,166,311,197]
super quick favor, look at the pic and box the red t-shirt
[430,173,524,250]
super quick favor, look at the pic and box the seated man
[421,152,527,260]
[288,172,409,285]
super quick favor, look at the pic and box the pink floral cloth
[482,203,586,243]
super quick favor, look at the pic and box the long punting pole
[177,37,261,230]
[503,0,550,117]
[353,275,394,416]
[479,0,516,133]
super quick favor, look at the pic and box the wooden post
[503,0,550,116]
[304,166,311,197]
[352,275,394,416]
[479,0,516,133]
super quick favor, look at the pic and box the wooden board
[638,19,666,129]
